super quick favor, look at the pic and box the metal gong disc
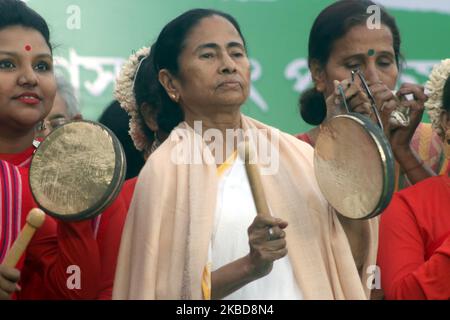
[314,114,395,220]
[29,121,126,221]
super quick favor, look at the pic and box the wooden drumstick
[3,208,46,268]
[239,141,271,217]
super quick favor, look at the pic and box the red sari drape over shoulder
[378,175,450,299]
[94,177,136,299]
[0,146,101,299]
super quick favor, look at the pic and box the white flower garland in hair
[425,58,450,137]
[114,46,151,152]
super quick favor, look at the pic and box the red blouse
[94,177,137,299]
[0,144,36,168]
[1,147,101,299]
[378,175,450,299]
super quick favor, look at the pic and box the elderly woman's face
[173,15,250,113]
[316,24,398,98]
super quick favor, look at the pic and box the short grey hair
[55,73,80,118]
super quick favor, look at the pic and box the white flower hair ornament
[114,46,151,152]
[425,58,450,137]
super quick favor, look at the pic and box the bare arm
[394,146,435,184]
[211,216,288,300]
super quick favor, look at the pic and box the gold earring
[315,83,324,93]
[37,121,47,131]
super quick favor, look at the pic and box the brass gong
[314,113,395,220]
[29,121,126,221]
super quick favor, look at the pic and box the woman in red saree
[378,60,450,299]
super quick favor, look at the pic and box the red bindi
[25,45,32,51]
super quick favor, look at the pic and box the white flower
[114,46,151,151]
[425,58,450,137]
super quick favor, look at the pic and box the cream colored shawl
[113,115,378,300]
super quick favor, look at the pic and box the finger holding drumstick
[0,208,46,300]
[238,141,289,277]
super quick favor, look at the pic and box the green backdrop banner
[26,0,450,134]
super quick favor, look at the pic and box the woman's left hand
[389,83,427,157]
[368,82,427,155]
[368,82,434,184]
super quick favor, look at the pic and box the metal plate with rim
[314,113,395,220]
[29,120,126,221]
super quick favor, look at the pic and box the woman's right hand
[0,264,20,300]
[325,79,373,120]
[246,215,288,279]
[211,215,289,299]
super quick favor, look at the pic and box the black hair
[300,0,402,125]
[0,0,52,53]
[443,75,450,113]
[98,101,145,180]
[134,8,246,135]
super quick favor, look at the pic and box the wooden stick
[240,141,270,217]
[3,208,46,268]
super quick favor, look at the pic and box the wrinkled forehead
[331,24,395,59]
[182,15,244,51]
